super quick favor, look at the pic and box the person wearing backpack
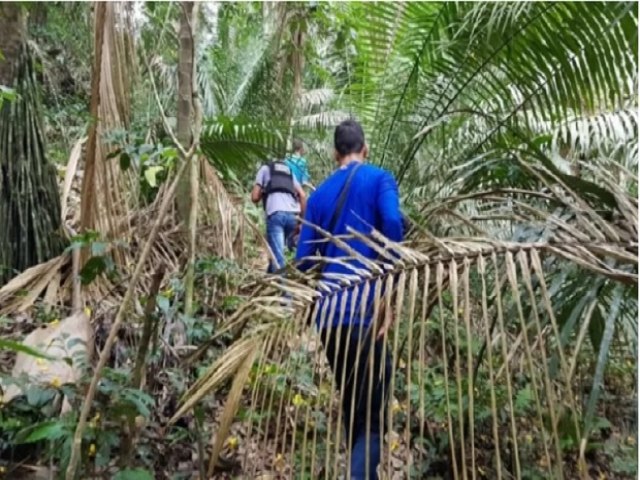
[251,159,307,273]
[295,119,404,479]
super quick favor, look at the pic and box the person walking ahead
[252,159,306,273]
[284,138,314,191]
[295,120,404,479]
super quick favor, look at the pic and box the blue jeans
[266,211,298,273]
[321,326,392,480]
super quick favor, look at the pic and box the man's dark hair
[334,119,365,157]
[292,138,304,152]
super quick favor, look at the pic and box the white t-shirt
[255,164,301,217]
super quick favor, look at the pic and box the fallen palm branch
[172,167,637,478]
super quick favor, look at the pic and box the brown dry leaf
[2,312,91,411]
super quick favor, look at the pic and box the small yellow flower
[36,358,49,372]
[162,288,173,298]
[227,436,239,450]
[84,306,92,317]
[89,412,100,429]
[274,453,286,471]
[49,319,60,326]
[390,440,400,452]
[391,399,402,414]
[88,443,96,456]
[135,416,145,429]
[292,394,306,407]
[50,377,61,388]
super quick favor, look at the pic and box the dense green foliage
[0,2,636,479]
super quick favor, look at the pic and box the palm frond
[200,116,288,179]
[329,2,637,192]
[172,162,637,478]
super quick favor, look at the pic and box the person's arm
[295,199,318,272]
[294,179,307,218]
[376,171,404,242]
[251,184,262,204]
[251,166,267,204]
[300,159,313,190]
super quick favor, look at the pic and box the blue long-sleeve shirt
[295,161,404,328]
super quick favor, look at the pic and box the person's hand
[377,305,395,340]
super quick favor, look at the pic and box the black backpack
[262,161,297,209]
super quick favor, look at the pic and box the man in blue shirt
[296,120,404,479]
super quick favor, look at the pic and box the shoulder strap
[327,163,362,234]
[262,162,274,209]
[267,161,276,180]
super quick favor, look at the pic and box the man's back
[296,161,403,325]
[298,120,399,480]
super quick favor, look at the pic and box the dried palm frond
[80,2,137,242]
[173,164,637,478]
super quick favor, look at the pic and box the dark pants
[321,325,392,480]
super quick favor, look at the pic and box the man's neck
[337,154,364,168]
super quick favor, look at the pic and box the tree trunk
[0,4,65,284]
[176,1,196,223]
[175,1,200,319]
[0,5,24,85]
[79,2,106,234]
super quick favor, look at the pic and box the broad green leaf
[26,386,57,406]
[156,295,170,314]
[106,148,122,160]
[91,241,108,256]
[80,256,109,285]
[119,152,131,171]
[0,339,56,360]
[17,420,67,444]
[0,85,17,102]
[583,285,624,437]
[113,468,154,480]
[143,166,164,188]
